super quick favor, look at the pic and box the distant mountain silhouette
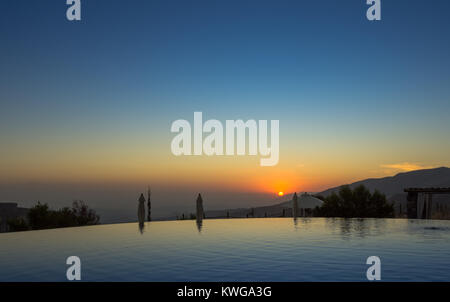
[319,167,450,198]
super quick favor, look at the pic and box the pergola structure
[405,188,450,219]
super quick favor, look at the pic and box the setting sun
[278,191,284,196]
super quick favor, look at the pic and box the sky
[1,0,450,219]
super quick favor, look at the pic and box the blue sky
[2,0,450,120]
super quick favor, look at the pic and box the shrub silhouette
[71,200,99,226]
[27,202,55,229]
[313,185,394,218]
[7,217,29,232]
[11,201,100,231]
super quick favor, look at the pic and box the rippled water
[1,218,450,281]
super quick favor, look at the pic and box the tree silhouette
[13,201,100,231]
[313,185,394,218]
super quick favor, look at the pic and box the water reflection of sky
[0,218,449,281]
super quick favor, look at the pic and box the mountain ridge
[318,167,450,199]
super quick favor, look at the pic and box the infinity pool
[1,218,449,281]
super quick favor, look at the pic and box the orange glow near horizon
[278,191,284,196]
[3,138,445,195]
